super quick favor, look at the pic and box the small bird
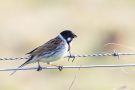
[10,30,77,75]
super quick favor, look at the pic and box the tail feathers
[10,61,29,76]
[10,55,34,76]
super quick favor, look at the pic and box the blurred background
[0,0,135,90]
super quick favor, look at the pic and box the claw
[68,53,76,61]
[68,54,72,61]
[58,66,63,71]
[37,65,42,71]
[72,56,76,62]
[68,55,76,62]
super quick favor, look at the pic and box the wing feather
[26,36,62,56]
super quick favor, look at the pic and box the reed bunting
[10,30,77,75]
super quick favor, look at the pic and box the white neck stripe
[58,34,66,42]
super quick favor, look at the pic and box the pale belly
[39,49,68,62]
[38,42,68,63]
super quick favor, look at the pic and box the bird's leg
[68,51,71,61]
[68,44,71,61]
[68,51,75,62]
[71,54,75,62]
[37,61,42,71]
[47,62,63,71]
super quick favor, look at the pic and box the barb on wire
[0,52,135,61]
[66,52,135,58]
[0,64,135,71]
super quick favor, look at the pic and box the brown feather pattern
[27,36,63,56]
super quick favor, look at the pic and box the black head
[60,30,77,43]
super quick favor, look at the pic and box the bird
[10,30,77,75]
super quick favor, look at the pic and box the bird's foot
[58,66,63,71]
[71,56,75,62]
[68,55,76,62]
[68,52,72,61]
[37,65,42,71]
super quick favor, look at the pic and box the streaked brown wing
[26,36,62,56]
[26,47,38,54]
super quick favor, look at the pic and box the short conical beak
[73,33,77,38]
[74,34,77,38]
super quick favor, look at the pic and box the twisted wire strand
[65,52,135,58]
[1,64,135,71]
[0,52,134,71]
[0,52,135,60]
[0,56,30,60]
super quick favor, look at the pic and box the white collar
[58,34,66,42]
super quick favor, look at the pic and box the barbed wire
[0,51,134,72]
[0,52,135,61]
[0,64,135,71]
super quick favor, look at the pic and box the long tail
[10,56,33,75]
